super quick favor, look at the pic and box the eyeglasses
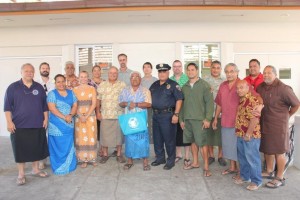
[43,84,48,92]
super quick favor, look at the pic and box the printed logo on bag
[128,117,139,129]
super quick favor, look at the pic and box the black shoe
[208,157,215,165]
[163,164,174,170]
[151,160,166,166]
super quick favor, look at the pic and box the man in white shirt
[37,62,55,95]
[36,62,55,169]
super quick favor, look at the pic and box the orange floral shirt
[235,92,261,138]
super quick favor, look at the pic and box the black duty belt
[153,107,175,114]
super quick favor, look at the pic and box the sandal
[92,162,98,167]
[184,165,200,170]
[262,171,275,179]
[208,157,215,165]
[222,169,238,175]
[203,169,212,177]
[218,157,227,166]
[116,155,126,163]
[123,163,134,170]
[183,159,191,168]
[99,156,109,164]
[16,176,26,186]
[246,183,262,191]
[143,165,151,171]
[266,177,285,189]
[31,171,49,178]
[81,162,88,168]
[234,178,251,185]
[175,156,182,163]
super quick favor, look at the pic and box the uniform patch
[166,84,171,89]
[176,85,181,91]
[32,89,39,95]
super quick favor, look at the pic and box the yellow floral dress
[73,85,97,163]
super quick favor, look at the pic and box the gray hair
[108,66,119,72]
[264,65,277,76]
[65,61,74,66]
[130,71,141,77]
[224,63,239,73]
[21,63,35,72]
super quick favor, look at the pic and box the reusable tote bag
[118,108,147,136]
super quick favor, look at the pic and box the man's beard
[40,71,49,77]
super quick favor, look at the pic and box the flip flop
[81,163,88,168]
[143,165,151,171]
[246,183,262,191]
[99,156,109,164]
[183,165,200,170]
[184,159,191,167]
[123,163,134,170]
[222,169,238,175]
[175,156,182,163]
[203,169,212,177]
[31,171,49,178]
[16,176,26,186]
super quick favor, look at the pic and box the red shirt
[244,73,263,91]
[215,79,240,128]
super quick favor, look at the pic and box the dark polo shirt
[4,79,48,128]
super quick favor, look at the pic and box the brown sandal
[116,155,126,163]
[143,165,151,171]
[16,176,26,186]
[203,169,212,177]
[99,156,109,164]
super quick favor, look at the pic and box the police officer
[150,63,183,170]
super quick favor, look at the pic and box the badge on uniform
[166,84,171,89]
[32,89,39,95]
[176,85,181,91]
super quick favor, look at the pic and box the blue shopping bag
[118,109,147,136]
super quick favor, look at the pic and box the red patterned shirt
[235,92,261,138]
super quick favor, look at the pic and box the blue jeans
[237,137,262,186]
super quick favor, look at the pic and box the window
[76,44,113,80]
[182,43,221,77]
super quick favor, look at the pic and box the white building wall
[0,21,300,136]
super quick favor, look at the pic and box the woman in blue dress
[119,71,152,171]
[47,74,78,175]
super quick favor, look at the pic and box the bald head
[236,80,250,97]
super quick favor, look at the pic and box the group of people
[4,54,299,192]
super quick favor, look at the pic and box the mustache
[40,71,49,77]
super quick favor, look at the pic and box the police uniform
[149,64,183,170]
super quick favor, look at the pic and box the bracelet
[173,113,179,117]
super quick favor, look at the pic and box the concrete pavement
[0,136,299,200]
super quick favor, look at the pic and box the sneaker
[208,157,215,165]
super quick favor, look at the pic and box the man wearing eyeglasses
[4,63,49,186]
[37,62,55,95]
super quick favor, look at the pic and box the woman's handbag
[118,107,147,136]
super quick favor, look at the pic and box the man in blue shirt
[4,63,49,185]
[150,63,183,170]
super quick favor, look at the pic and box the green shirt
[170,73,189,87]
[179,78,214,122]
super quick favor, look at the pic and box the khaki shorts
[183,119,208,147]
